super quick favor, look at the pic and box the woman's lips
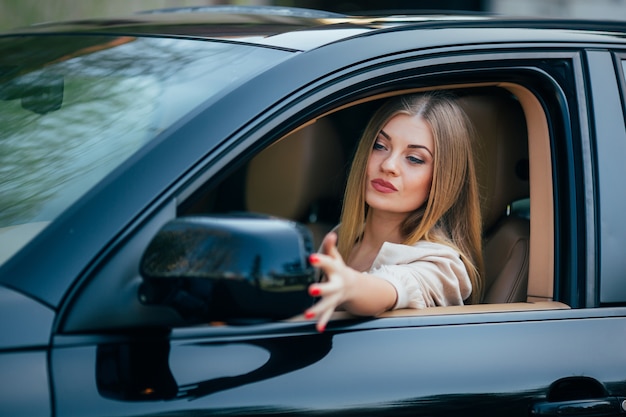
[371,178,397,193]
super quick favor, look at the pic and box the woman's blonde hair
[338,91,484,304]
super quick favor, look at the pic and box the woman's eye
[373,141,386,151]
[407,155,425,165]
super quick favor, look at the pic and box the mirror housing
[139,214,316,324]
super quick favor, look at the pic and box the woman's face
[365,113,435,217]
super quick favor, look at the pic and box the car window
[0,35,292,266]
[183,85,554,307]
[183,88,530,303]
[63,60,570,333]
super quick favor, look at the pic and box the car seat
[245,118,346,248]
[459,92,531,303]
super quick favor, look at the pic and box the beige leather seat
[459,92,531,303]
[245,118,345,247]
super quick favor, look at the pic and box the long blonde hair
[338,92,484,304]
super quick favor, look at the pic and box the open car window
[61,61,570,334]
[182,84,560,318]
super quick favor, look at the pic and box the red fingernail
[317,324,326,333]
[304,311,315,319]
[309,286,321,296]
[309,254,319,264]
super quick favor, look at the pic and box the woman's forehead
[381,115,433,149]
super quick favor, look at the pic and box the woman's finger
[306,290,340,326]
[321,232,337,255]
[327,241,341,260]
[309,254,344,279]
[307,296,336,317]
[304,293,339,323]
[305,232,347,333]
[322,232,343,262]
[316,307,335,332]
[309,273,343,298]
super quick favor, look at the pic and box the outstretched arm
[305,232,397,332]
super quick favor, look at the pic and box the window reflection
[0,35,291,265]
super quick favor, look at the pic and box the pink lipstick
[371,178,397,193]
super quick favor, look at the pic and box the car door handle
[531,397,626,416]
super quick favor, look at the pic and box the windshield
[0,35,292,265]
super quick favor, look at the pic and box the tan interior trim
[287,301,569,322]
[499,83,554,301]
[315,82,501,118]
[378,301,568,317]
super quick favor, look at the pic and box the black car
[1,5,625,416]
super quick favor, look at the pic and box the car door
[50,36,626,416]
[50,309,626,416]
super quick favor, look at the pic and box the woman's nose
[380,154,399,174]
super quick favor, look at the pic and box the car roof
[4,5,626,51]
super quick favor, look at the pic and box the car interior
[184,84,569,320]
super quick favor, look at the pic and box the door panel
[0,352,50,416]
[52,309,626,416]
[587,50,626,304]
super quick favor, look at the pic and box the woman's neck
[363,209,406,245]
[347,210,406,271]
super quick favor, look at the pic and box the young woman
[305,92,484,332]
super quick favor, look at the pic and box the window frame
[178,52,581,318]
[588,50,626,306]
[61,48,594,333]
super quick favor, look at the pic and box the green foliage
[0,0,224,32]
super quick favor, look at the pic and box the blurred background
[1,0,626,31]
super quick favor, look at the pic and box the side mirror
[139,214,316,324]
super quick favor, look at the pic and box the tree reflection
[0,35,288,229]
[141,227,234,277]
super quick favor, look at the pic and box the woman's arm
[305,232,397,332]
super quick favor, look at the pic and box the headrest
[246,118,345,221]
[458,93,529,231]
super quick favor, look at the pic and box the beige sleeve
[368,241,472,309]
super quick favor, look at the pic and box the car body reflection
[96,332,333,401]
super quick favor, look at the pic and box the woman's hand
[305,232,358,332]
[305,232,398,332]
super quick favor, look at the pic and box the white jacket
[369,241,472,309]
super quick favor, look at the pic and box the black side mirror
[139,214,316,324]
